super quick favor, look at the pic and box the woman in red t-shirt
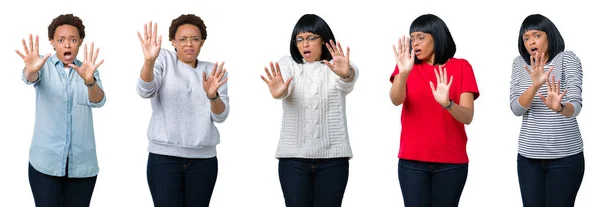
[389,14,480,207]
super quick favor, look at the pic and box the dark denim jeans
[29,163,97,207]
[278,157,349,207]
[517,152,585,207]
[398,159,468,207]
[147,153,218,207]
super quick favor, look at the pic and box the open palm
[70,43,104,84]
[137,21,162,61]
[393,36,415,76]
[261,62,293,98]
[323,40,351,78]
[538,74,567,111]
[15,34,51,73]
[429,66,453,106]
[203,61,228,98]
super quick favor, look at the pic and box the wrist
[556,102,565,113]
[85,77,96,87]
[442,99,454,110]
[208,92,219,101]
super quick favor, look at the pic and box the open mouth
[414,49,422,56]
[530,48,538,53]
[63,52,72,59]
[302,50,311,59]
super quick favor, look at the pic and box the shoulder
[555,51,579,62]
[278,55,296,64]
[197,60,215,70]
[446,58,472,70]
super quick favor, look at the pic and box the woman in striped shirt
[510,14,585,207]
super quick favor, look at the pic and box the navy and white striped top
[510,51,583,159]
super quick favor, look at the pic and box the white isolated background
[0,0,597,206]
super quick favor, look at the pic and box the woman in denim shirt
[18,13,106,207]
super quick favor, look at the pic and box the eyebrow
[56,35,78,38]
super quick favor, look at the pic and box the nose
[528,38,535,45]
[302,39,310,47]
[65,41,71,48]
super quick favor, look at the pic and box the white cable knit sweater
[274,56,358,159]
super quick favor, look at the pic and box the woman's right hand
[15,34,51,73]
[260,62,293,99]
[137,21,162,62]
[392,35,415,77]
[525,52,553,88]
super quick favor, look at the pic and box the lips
[530,48,538,53]
[302,50,312,59]
[183,48,195,55]
[63,52,73,61]
[414,49,422,56]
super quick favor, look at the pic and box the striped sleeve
[561,51,583,117]
[510,57,529,116]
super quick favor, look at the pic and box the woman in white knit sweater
[260,14,358,207]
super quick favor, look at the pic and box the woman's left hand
[323,40,351,78]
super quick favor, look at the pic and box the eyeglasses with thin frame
[410,34,429,44]
[177,36,202,45]
[296,35,321,45]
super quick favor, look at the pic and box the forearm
[87,83,104,103]
[558,102,576,118]
[517,84,541,109]
[447,104,474,125]
[390,74,408,106]
[140,60,155,82]
[210,97,225,114]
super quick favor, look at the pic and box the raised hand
[538,74,567,111]
[203,61,228,99]
[393,36,415,76]
[16,34,51,73]
[137,21,162,61]
[525,52,553,88]
[429,66,453,107]
[323,40,351,78]
[260,62,293,98]
[70,43,104,85]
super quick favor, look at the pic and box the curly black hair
[47,14,85,40]
[169,14,207,41]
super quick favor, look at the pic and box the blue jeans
[517,152,585,207]
[28,163,97,207]
[278,158,349,207]
[147,153,218,207]
[398,159,468,207]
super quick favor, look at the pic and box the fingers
[21,38,29,55]
[325,41,335,57]
[284,77,294,87]
[537,93,546,102]
[35,35,39,53]
[157,35,163,46]
[409,48,414,60]
[441,66,446,84]
[448,75,454,87]
[346,46,350,60]
[269,62,278,78]
[547,66,554,76]
[95,59,105,69]
[146,21,151,41]
[210,62,218,76]
[202,71,207,82]
[41,53,51,62]
[89,42,95,61]
[28,34,34,52]
[429,81,436,94]
[152,22,158,42]
[264,63,274,80]
[93,47,100,64]
[217,65,226,81]
[15,50,25,59]
[68,63,81,73]
[336,41,344,56]
[551,74,557,92]
[323,60,334,69]
[434,67,440,83]
[404,36,410,57]
[560,89,567,97]
[83,43,88,61]
[529,53,535,69]
[524,65,532,74]
[260,75,269,84]
[137,32,144,45]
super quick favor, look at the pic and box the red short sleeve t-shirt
[389,58,479,164]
